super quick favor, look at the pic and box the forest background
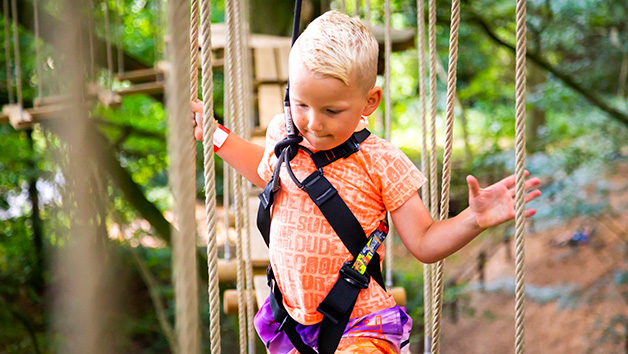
[1,0,627,353]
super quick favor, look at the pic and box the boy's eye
[327,109,340,115]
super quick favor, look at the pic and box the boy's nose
[307,111,324,132]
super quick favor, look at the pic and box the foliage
[1,0,627,352]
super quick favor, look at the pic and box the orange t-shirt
[258,115,426,325]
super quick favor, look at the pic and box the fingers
[467,175,481,198]
[499,170,531,189]
[508,176,541,197]
[191,99,203,112]
[524,189,541,203]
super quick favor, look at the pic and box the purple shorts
[254,296,412,354]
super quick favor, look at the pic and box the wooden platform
[1,104,67,130]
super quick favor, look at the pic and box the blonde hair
[291,11,378,92]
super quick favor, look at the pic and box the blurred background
[0,0,627,353]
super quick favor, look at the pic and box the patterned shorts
[254,297,412,354]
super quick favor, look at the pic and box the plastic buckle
[339,261,370,289]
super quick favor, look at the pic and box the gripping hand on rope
[191,100,267,188]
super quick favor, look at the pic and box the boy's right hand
[191,100,206,141]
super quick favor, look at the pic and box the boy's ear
[362,86,382,117]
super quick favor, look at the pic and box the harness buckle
[339,261,370,290]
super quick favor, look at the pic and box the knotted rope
[10,0,22,107]
[431,0,461,353]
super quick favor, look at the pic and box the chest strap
[257,130,389,354]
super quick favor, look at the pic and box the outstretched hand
[466,172,541,230]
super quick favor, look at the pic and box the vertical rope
[190,0,199,100]
[431,1,461,353]
[514,0,528,352]
[10,0,22,107]
[225,0,248,351]
[199,0,222,351]
[427,0,438,222]
[416,0,432,352]
[87,0,96,80]
[427,3,439,345]
[354,0,360,17]
[383,0,394,290]
[114,0,124,76]
[33,0,43,100]
[52,0,109,352]
[239,1,256,351]
[166,0,200,352]
[2,0,14,104]
[103,0,115,92]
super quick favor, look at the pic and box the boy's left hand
[466,171,541,230]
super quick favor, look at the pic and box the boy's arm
[391,173,541,264]
[192,100,267,188]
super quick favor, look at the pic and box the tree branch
[466,10,628,128]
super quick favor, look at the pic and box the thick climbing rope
[2,0,14,104]
[416,1,433,352]
[199,0,221,351]
[225,0,248,351]
[10,0,22,107]
[513,0,528,352]
[430,1,461,353]
[384,0,394,290]
[103,0,115,92]
[166,0,199,352]
[33,0,43,99]
[354,0,360,17]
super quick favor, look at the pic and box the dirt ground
[431,161,628,354]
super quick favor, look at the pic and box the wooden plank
[254,275,270,310]
[257,86,283,132]
[117,67,163,84]
[249,195,269,262]
[116,81,164,97]
[276,45,291,81]
[254,47,279,81]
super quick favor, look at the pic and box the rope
[199,0,222,350]
[427,2,439,349]
[114,0,124,76]
[514,0,528,352]
[190,0,199,100]
[239,2,256,351]
[225,0,248,351]
[431,1,461,353]
[87,0,95,79]
[383,0,394,290]
[166,0,200,351]
[416,0,432,351]
[10,0,22,107]
[2,0,14,104]
[354,0,360,17]
[33,0,43,99]
[103,0,114,92]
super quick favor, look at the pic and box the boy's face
[289,59,381,151]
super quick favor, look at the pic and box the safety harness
[255,2,392,352]
[256,129,390,354]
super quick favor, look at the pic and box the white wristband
[213,123,230,152]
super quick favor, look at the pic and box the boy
[192,11,541,354]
